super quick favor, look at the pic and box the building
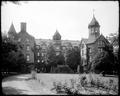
[8,22,35,64]
[35,30,80,66]
[7,14,113,73]
[80,14,111,72]
[7,23,80,68]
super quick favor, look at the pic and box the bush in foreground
[51,74,118,95]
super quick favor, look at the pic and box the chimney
[21,22,26,32]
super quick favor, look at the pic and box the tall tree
[1,36,26,73]
[66,47,80,72]
[90,44,118,74]
[46,44,57,72]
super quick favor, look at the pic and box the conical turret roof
[53,29,61,40]
[88,15,100,28]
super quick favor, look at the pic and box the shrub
[54,65,74,73]
[52,74,118,95]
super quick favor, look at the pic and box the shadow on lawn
[2,87,28,95]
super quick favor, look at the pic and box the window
[91,28,94,33]
[18,38,21,42]
[88,48,92,53]
[26,38,29,43]
[37,59,40,63]
[41,53,44,56]
[98,41,103,46]
[27,45,30,51]
[36,45,39,49]
[98,48,102,53]
[37,52,40,56]
[26,55,30,61]
[62,47,66,50]
[56,46,60,50]
[89,56,92,62]
[95,27,98,32]
[56,52,60,56]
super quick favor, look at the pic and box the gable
[95,35,110,46]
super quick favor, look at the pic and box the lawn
[2,73,118,95]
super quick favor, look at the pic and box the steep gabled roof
[86,34,110,45]
[8,23,16,34]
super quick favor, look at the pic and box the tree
[56,52,65,65]
[66,47,80,73]
[46,44,57,72]
[90,45,118,75]
[1,36,26,73]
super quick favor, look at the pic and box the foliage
[1,37,27,74]
[90,45,118,74]
[66,47,80,72]
[46,44,57,72]
[54,65,74,73]
[106,32,119,44]
[55,53,65,65]
[46,44,65,73]
[52,74,118,95]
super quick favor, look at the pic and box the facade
[35,30,80,65]
[80,14,111,72]
[7,23,80,66]
[7,14,114,72]
[8,22,35,63]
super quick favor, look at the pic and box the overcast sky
[1,1,119,40]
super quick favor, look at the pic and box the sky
[1,1,119,40]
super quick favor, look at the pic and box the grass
[51,73,118,95]
[2,73,118,95]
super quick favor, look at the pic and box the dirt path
[2,74,55,95]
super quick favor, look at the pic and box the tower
[88,14,100,40]
[53,29,61,40]
[53,29,62,56]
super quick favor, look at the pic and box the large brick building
[8,22,35,64]
[80,14,111,72]
[7,14,112,72]
[7,23,80,66]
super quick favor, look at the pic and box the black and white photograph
[1,1,119,95]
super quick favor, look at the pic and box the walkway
[2,74,56,95]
